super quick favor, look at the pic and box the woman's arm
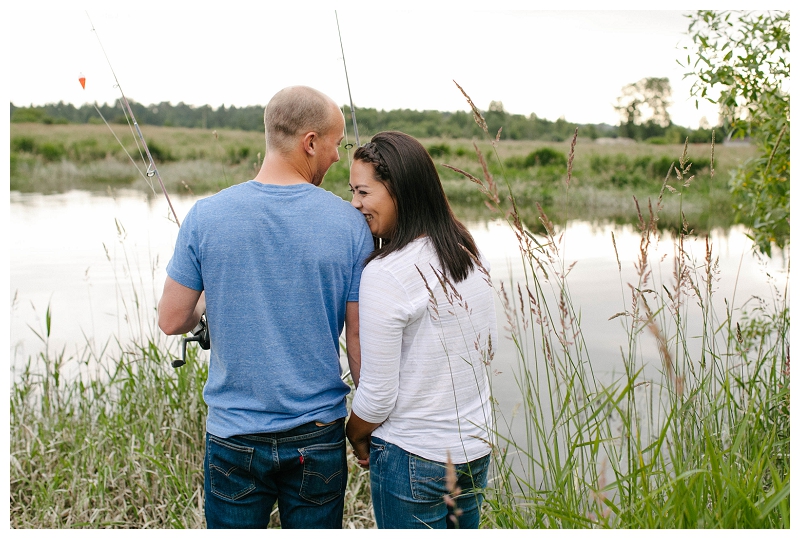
[350,269,407,419]
[346,266,409,467]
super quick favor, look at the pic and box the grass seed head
[454,80,489,135]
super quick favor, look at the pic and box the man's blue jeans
[203,419,347,528]
[369,437,490,529]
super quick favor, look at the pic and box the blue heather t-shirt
[166,180,373,437]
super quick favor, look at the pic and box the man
[158,86,373,529]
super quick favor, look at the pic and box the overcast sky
[4,2,786,129]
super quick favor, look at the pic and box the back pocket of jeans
[369,438,386,467]
[298,440,345,505]
[409,455,448,502]
[207,436,256,501]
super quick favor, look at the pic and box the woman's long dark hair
[353,131,478,282]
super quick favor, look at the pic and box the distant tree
[682,10,789,255]
[488,101,506,113]
[11,99,677,145]
[485,100,507,138]
[11,107,46,123]
[614,77,673,139]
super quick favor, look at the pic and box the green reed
[11,325,206,527]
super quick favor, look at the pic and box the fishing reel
[174,313,210,368]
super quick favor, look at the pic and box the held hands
[351,439,370,470]
[345,411,380,470]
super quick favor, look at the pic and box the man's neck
[253,152,314,186]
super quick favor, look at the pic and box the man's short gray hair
[264,86,339,153]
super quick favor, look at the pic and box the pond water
[9,189,789,413]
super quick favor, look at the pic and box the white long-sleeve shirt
[351,237,497,463]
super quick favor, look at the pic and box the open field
[10,123,756,233]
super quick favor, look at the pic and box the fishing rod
[334,11,366,385]
[85,12,208,367]
[334,11,385,263]
[335,11,360,148]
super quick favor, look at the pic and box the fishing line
[85,11,181,227]
[91,103,148,182]
[335,11,360,149]
[115,96,152,178]
[340,105,353,168]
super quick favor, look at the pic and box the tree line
[8,100,718,144]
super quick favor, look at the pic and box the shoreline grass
[10,323,376,529]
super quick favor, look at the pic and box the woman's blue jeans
[369,437,490,529]
[203,419,347,528]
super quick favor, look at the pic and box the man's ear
[302,131,317,156]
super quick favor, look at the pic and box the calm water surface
[10,190,788,405]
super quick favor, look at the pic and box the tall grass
[11,323,207,527]
[449,93,790,527]
[10,324,377,528]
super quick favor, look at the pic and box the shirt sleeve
[350,264,411,424]
[165,204,204,291]
[347,221,374,303]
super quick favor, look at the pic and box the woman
[346,131,497,529]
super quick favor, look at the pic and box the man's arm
[345,301,361,387]
[158,276,205,335]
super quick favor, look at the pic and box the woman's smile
[349,160,396,239]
